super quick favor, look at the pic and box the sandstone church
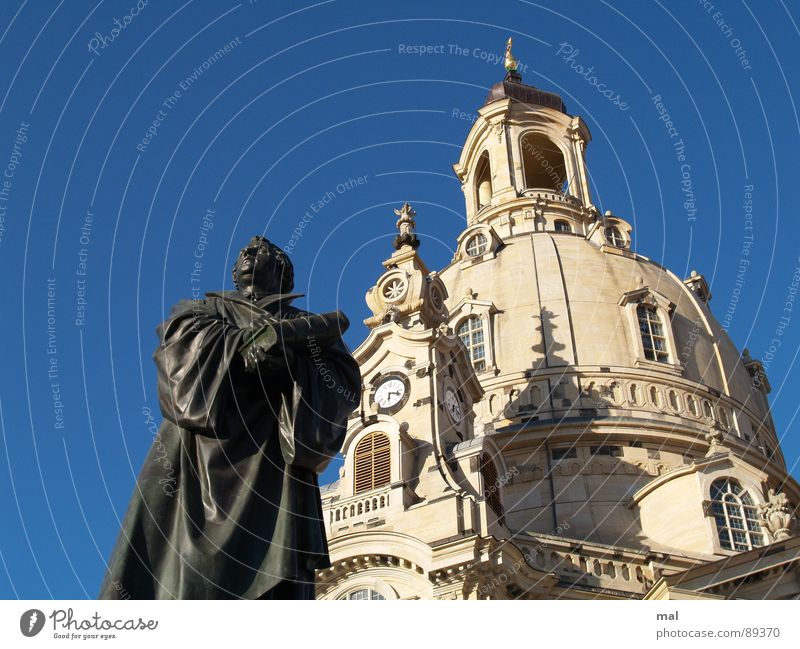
[314,43,799,600]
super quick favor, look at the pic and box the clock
[444,387,463,424]
[371,373,410,413]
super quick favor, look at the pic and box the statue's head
[232,235,294,297]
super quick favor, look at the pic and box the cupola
[452,38,595,232]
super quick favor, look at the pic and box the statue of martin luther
[99,235,361,599]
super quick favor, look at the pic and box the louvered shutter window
[480,453,503,516]
[354,433,391,494]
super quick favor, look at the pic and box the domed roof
[440,229,762,427]
[484,70,567,113]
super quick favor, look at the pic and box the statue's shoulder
[167,298,201,318]
[202,291,248,312]
[204,290,239,302]
[156,297,215,341]
[165,293,228,322]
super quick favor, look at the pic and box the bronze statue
[98,236,361,599]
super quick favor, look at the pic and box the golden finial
[504,37,519,72]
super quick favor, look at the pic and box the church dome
[443,65,793,555]
[441,226,776,462]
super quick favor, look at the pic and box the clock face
[373,375,408,412]
[444,388,463,424]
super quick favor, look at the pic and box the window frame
[353,432,392,494]
[326,578,397,601]
[474,150,493,210]
[518,131,571,194]
[449,300,499,375]
[480,452,504,517]
[637,304,670,364]
[457,315,487,373]
[551,447,578,461]
[604,224,627,248]
[339,588,387,601]
[456,224,500,264]
[342,416,417,499]
[709,478,765,552]
[465,232,489,257]
[590,445,622,457]
[554,219,572,233]
[618,288,683,374]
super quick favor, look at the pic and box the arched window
[353,432,391,494]
[480,453,503,516]
[710,478,764,551]
[554,219,572,233]
[605,225,626,248]
[457,316,486,372]
[637,305,669,363]
[466,232,488,257]
[475,151,492,209]
[520,133,567,191]
[339,588,386,600]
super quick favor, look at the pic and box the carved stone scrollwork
[758,489,798,541]
[482,117,505,143]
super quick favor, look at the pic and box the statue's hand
[242,339,295,375]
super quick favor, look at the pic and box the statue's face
[235,239,281,295]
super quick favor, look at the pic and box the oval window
[466,232,488,257]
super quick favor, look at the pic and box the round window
[605,225,626,248]
[465,233,488,257]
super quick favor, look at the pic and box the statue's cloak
[98,291,360,599]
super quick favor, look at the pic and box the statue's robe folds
[98,291,360,599]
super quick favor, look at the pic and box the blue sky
[0,0,798,599]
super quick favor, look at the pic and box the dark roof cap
[484,70,567,113]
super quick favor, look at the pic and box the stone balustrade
[328,487,391,529]
[478,368,780,464]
